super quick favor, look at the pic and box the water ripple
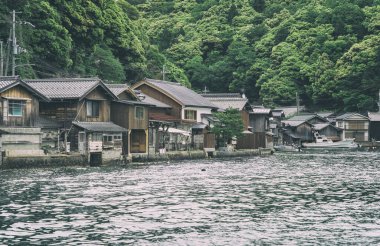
[0,151,379,245]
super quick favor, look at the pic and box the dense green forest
[1,0,379,111]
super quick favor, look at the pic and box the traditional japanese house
[281,114,332,144]
[106,84,152,156]
[131,79,218,131]
[0,76,49,157]
[313,123,342,141]
[335,113,370,142]
[26,78,126,165]
[201,93,251,130]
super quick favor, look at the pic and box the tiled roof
[316,112,334,118]
[368,112,380,121]
[275,106,305,117]
[336,112,369,120]
[105,83,129,96]
[0,76,49,101]
[313,123,341,131]
[134,79,217,109]
[0,76,18,91]
[201,93,249,111]
[134,90,171,108]
[72,121,127,132]
[25,78,117,100]
[287,114,317,121]
[282,120,311,127]
[201,93,242,98]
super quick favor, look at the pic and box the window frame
[86,100,100,117]
[8,100,26,117]
[184,109,197,121]
[135,106,144,120]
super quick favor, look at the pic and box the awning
[72,121,128,133]
[160,127,191,136]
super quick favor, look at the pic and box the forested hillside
[1,0,380,111]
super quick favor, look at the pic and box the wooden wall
[111,102,149,130]
[137,84,182,119]
[241,110,249,130]
[236,132,266,149]
[249,114,268,132]
[0,85,39,127]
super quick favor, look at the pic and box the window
[184,109,197,121]
[9,100,25,116]
[135,106,144,119]
[87,100,100,117]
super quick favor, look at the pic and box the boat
[302,132,358,149]
[274,144,301,152]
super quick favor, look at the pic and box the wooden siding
[236,132,266,149]
[111,102,149,130]
[241,110,249,130]
[0,85,39,127]
[295,123,314,141]
[249,114,268,132]
[370,122,380,141]
[76,99,110,122]
[136,84,182,119]
[39,101,77,127]
[204,133,216,148]
[319,126,341,141]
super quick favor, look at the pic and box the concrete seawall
[0,149,274,169]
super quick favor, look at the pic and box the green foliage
[211,108,244,146]
[1,0,379,112]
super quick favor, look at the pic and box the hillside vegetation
[1,0,379,111]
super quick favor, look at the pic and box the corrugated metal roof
[135,79,217,108]
[251,107,271,114]
[72,121,127,132]
[25,78,116,100]
[368,112,380,121]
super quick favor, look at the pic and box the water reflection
[1,151,380,245]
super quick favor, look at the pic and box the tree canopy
[1,0,379,111]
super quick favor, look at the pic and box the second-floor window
[9,100,25,116]
[184,109,197,121]
[135,106,144,119]
[86,100,100,117]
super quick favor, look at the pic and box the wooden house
[106,84,152,155]
[131,79,218,131]
[249,107,272,133]
[281,120,314,145]
[26,78,126,165]
[200,93,251,130]
[313,123,342,141]
[335,113,370,142]
[368,112,380,141]
[0,76,49,157]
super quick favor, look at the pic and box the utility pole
[161,64,170,81]
[0,40,3,76]
[12,10,17,76]
[296,92,300,115]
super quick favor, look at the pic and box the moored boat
[302,133,358,149]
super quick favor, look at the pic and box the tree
[211,108,244,147]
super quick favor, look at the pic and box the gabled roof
[316,112,335,118]
[201,93,249,111]
[132,78,217,109]
[25,78,118,101]
[313,123,341,131]
[72,121,127,132]
[282,120,313,127]
[336,112,369,121]
[134,90,171,109]
[368,112,380,121]
[271,109,285,118]
[287,114,328,123]
[0,76,49,101]
[105,83,138,100]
